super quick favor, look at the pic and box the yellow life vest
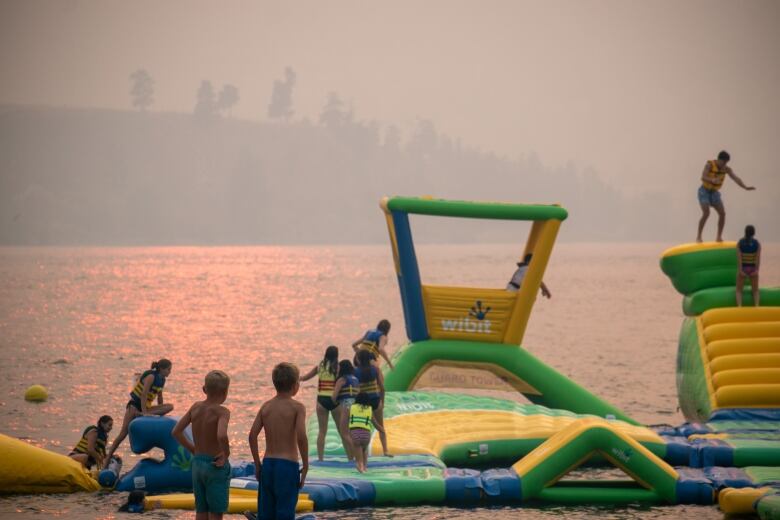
[72,425,107,457]
[348,403,372,430]
[130,369,165,407]
[317,363,336,397]
[702,160,727,191]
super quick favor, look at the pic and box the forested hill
[0,105,674,245]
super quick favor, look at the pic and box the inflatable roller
[718,486,772,514]
[704,322,780,343]
[707,338,780,359]
[701,307,780,327]
[714,385,780,408]
[145,488,314,514]
[709,353,780,373]
[660,242,737,296]
[684,287,780,316]
[712,368,780,389]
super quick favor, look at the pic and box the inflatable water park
[1,196,779,518]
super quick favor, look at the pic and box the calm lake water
[1,243,778,519]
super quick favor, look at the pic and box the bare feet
[716,236,723,242]
[696,237,703,243]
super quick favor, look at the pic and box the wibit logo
[441,300,493,334]
[610,446,633,464]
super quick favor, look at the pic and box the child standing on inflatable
[352,319,394,369]
[300,346,341,461]
[331,359,359,459]
[736,225,761,307]
[172,370,232,520]
[248,362,309,520]
[349,392,384,473]
[696,150,756,243]
[354,349,391,457]
[105,358,173,461]
[69,415,113,469]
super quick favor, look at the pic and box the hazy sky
[1,0,779,200]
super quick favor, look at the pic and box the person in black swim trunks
[300,346,341,461]
[105,358,173,461]
[69,415,113,469]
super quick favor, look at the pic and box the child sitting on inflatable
[69,415,113,469]
[106,358,174,461]
[352,319,394,369]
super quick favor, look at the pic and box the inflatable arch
[380,197,635,423]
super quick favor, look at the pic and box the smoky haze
[0,0,778,245]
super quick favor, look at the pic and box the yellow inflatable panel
[422,285,517,343]
[703,322,780,343]
[661,241,736,259]
[718,486,772,514]
[712,368,780,388]
[707,338,780,359]
[709,353,780,373]
[715,384,780,408]
[0,433,100,494]
[702,306,780,328]
[145,489,314,514]
[371,410,663,457]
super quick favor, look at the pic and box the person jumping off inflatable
[68,415,113,469]
[105,358,174,461]
[352,319,394,369]
[736,225,761,307]
[696,150,755,243]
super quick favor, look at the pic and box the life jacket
[738,238,760,266]
[72,425,107,457]
[702,160,727,191]
[349,403,372,430]
[358,329,384,358]
[337,374,359,401]
[354,366,380,396]
[317,362,337,397]
[130,369,166,407]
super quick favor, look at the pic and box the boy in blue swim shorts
[249,362,309,520]
[172,370,232,520]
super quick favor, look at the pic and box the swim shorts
[259,457,300,520]
[192,454,231,513]
[350,428,371,447]
[742,265,758,276]
[317,395,338,411]
[698,186,722,206]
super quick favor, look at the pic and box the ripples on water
[1,243,777,519]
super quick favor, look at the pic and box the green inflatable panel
[683,286,780,316]
[384,340,637,424]
[676,317,712,422]
[660,247,737,296]
[758,491,780,520]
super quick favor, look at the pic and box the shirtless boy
[248,362,309,520]
[172,370,232,520]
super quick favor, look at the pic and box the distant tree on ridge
[194,80,217,119]
[267,67,296,121]
[129,69,154,111]
[217,84,240,116]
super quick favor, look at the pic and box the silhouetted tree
[383,125,401,152]
[319,92,352,127]
[129,69,154,111]
[217,84,239,116]
[267,67,296,121]
[194,80,217,119]
[407,119,438,158]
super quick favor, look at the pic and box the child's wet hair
[98,415,113,428]
[356,349,373,369]
[718,150,730,162]
[152,358,172,371]
[355,392,372,406]
[337,359,354,379]
[272,362,300,392]
[377,319,391,334]
[745,225,756,239]
[322,345,339,375]
[204,370,230,395]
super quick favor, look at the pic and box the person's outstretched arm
[248,406,265,482]
[540,281,551,299]
[331,377,345,403]
[299,366,318,382]
[377,335,394,370]
[727,168,755,190]
[295,403,309,488]
[172,405,195,454]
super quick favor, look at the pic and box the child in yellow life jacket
[300,345,340,461]
[349,392,385,473]
[69,415,113,469]
[331,359,359,460]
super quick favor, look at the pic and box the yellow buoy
[24,385,48,402]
